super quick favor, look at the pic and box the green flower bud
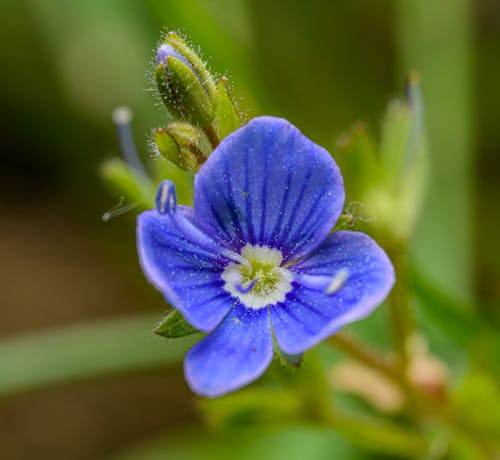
[337,74,428,244]
[154,121,206,171]
[155,33,217,126]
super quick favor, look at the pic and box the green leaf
[154,309,201,339]
[0,314,198,398]
[215,76,241,139]
[108,425,362,460]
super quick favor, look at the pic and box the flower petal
[194,116,345,261]
[184,303,273,397]
[137,207,237,331]
[271,231,395,354]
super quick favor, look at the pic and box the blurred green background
[0,0,499,459]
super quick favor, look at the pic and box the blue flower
[137,117,395,397]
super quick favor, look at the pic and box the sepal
[215,76,240,139]
[154,309,201,339]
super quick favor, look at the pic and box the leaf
[108,425,362,460]
[0,313,199,398]
[154,310,201,339]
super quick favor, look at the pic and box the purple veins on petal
[271,231,395,355]
[194,117,345,259]
[184,303,273,398]
[137,208,237,331]
[136,116,395,397]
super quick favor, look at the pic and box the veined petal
[184,303,273,397]
[271,231,395,355]
[137,207,237,331]
[194,117,345,262]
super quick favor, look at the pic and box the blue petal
[137,207,237,331]
[271,231,395,354]
[194,117,345,261]
[184,303,273,397]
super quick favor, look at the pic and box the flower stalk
[386,244,414,368]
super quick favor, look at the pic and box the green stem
[329,331,438,419]
[322,410,429,459]
[0,314,199,398]
[329,331,499,456]
[387,244,414,368]
[329,331,401,382]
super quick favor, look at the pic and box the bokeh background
[1,0,499,459]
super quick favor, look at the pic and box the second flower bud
[155,32,217,127]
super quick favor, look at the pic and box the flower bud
[154,121,206,171]
[336,75,428,244]
[155,33,217,127]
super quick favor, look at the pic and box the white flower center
[222,244,294,309]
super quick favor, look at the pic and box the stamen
[156,180,177,215]
[325,268,349,295]
[221,244,293,309]
[236,278,258,294]
[112,106,147,177]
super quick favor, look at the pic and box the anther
[236,278,258,294]
[156,180,177,215]
[325,269,349,295]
